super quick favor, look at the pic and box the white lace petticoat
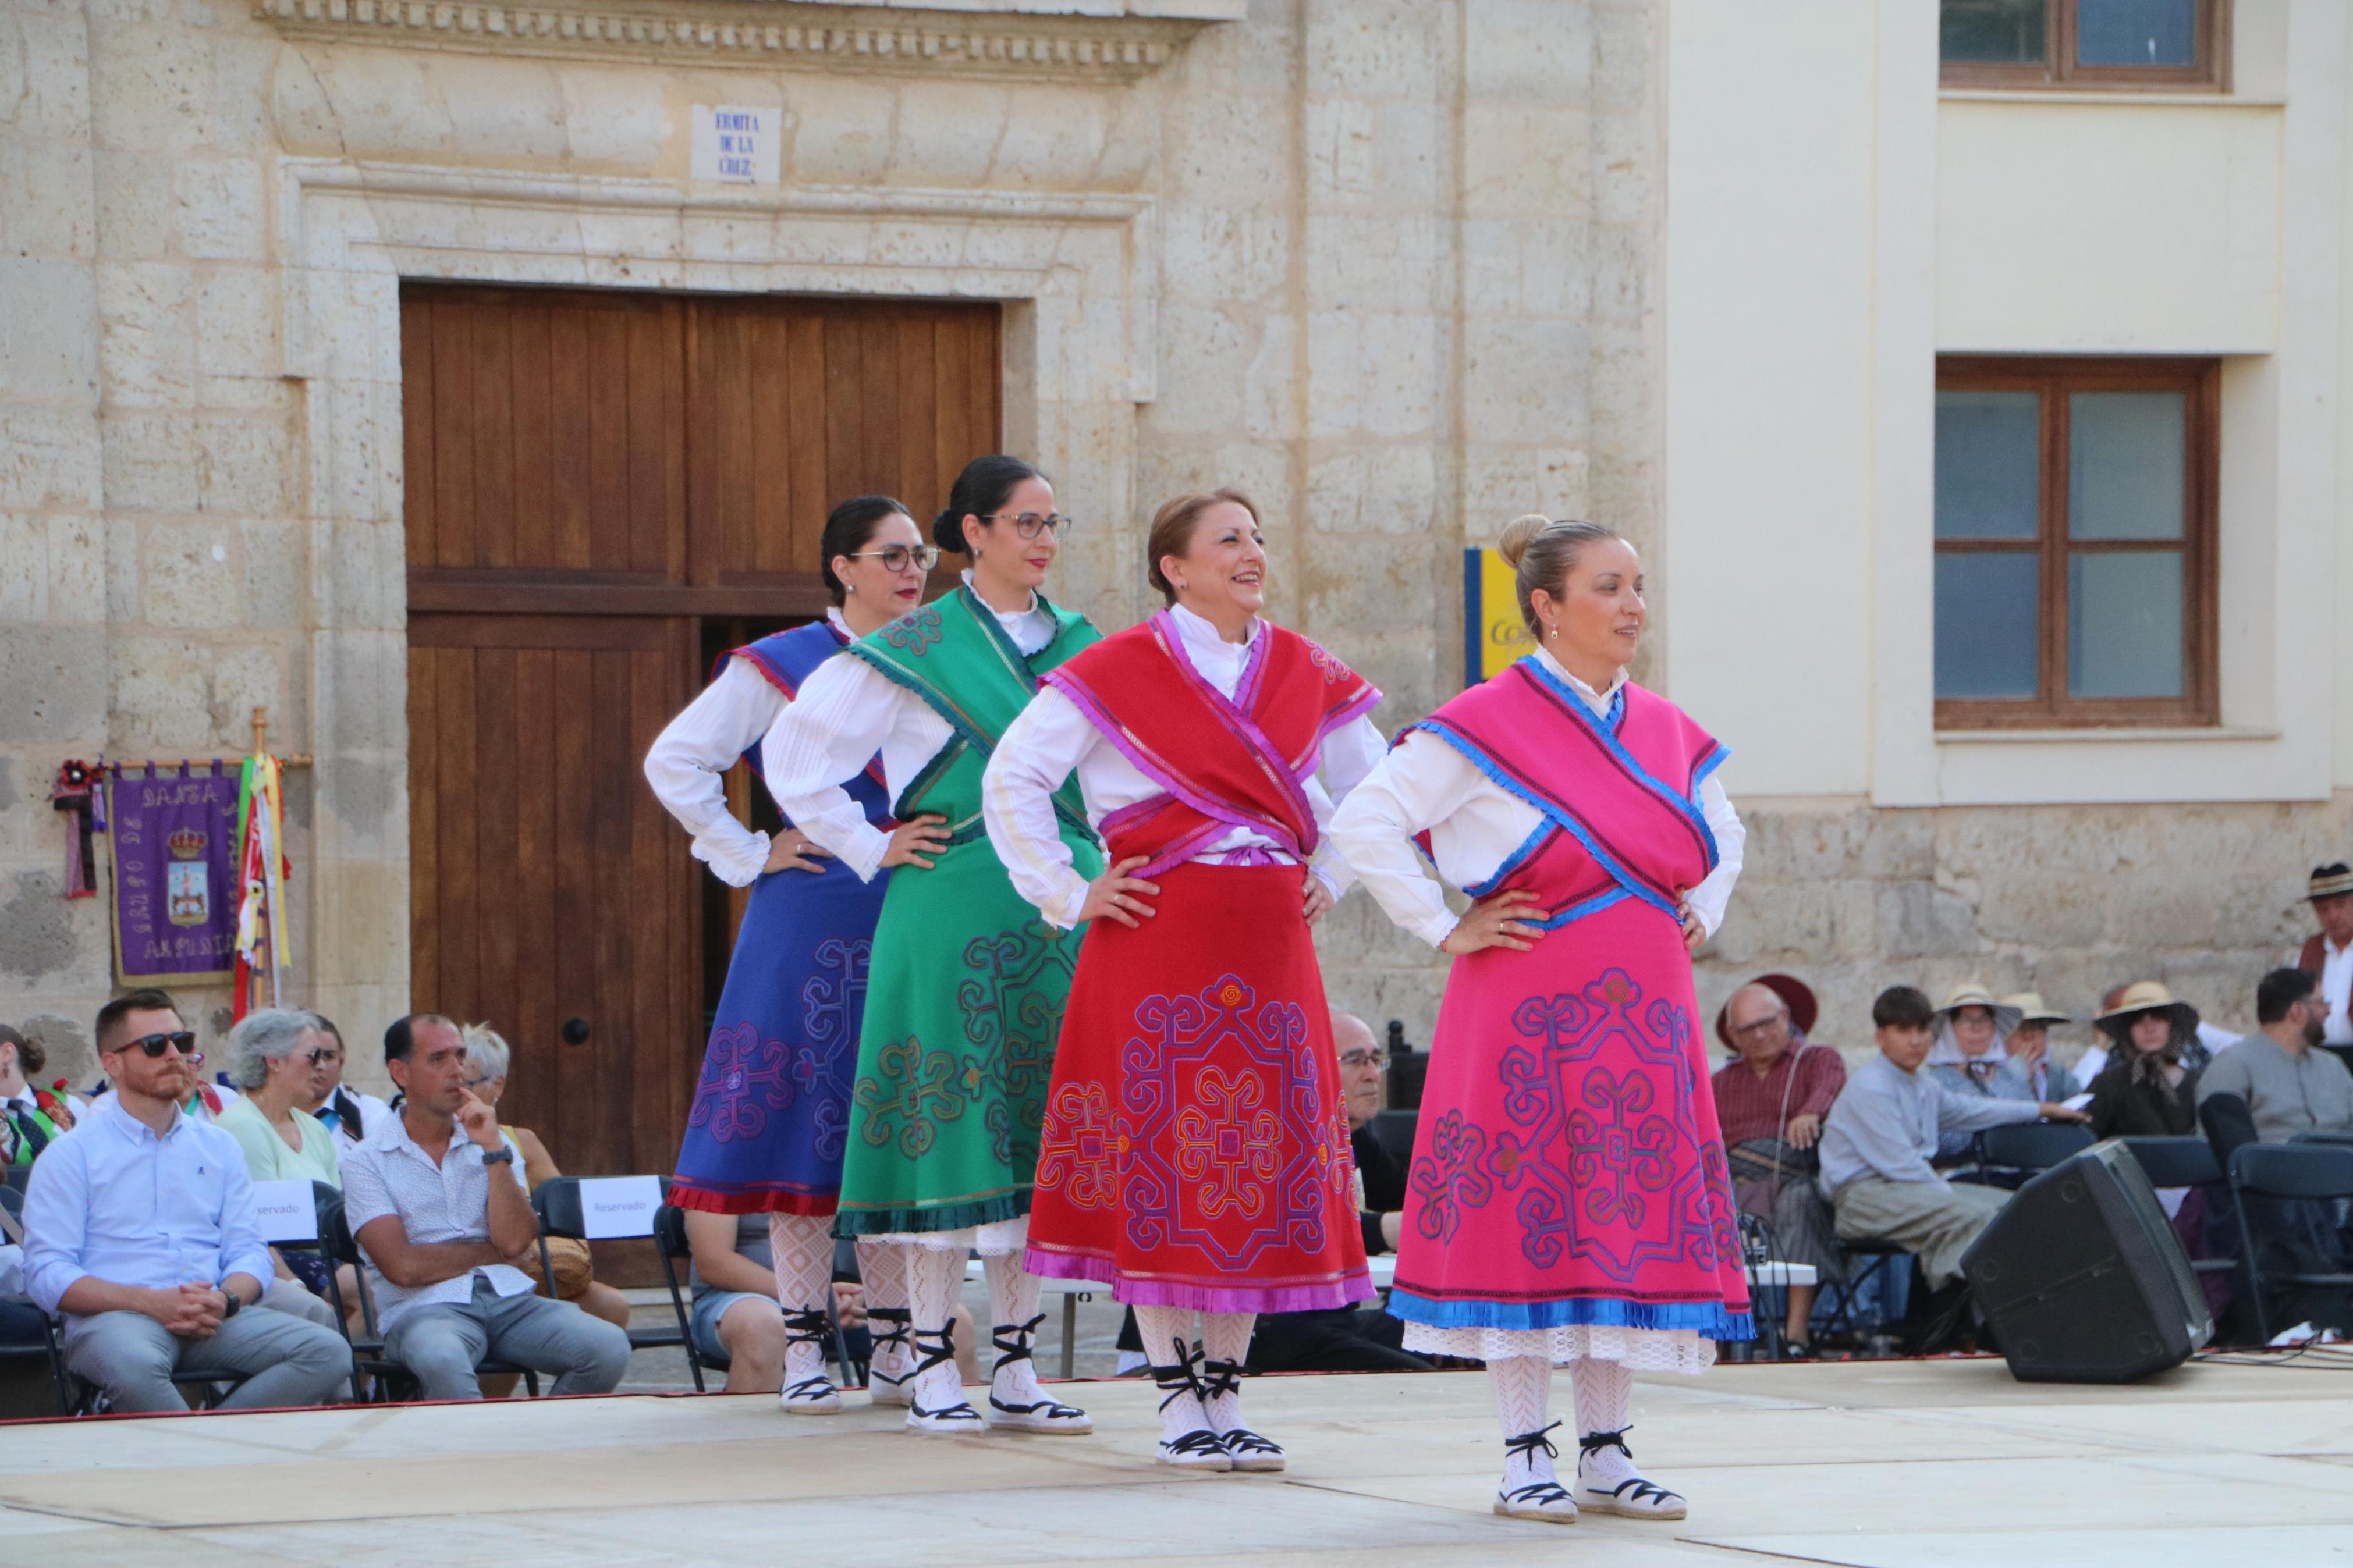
[1399,1322,1717,1373]
[872,1215,1028,1257]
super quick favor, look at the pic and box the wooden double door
[403,283,1000,1178]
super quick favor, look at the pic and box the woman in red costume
[1332,517,1752,1524]
[982,489,1385,1473]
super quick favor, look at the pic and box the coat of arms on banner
[166,826,210,926]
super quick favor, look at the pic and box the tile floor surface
[0,1356,2347,1567]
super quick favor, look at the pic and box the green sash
[836,586,1106,1233]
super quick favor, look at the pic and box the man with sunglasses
[20,989,350,1413]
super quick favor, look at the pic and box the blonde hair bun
[1498,513,1552,569]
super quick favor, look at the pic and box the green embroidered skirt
[835,827,1102,1235]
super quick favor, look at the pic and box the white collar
[1166,600,1259,656]
[960,568,1041,628]
[99,1092,185,1143]
[1532,646,1626,716]
[825,606,853,639]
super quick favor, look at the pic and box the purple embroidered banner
[109,763,242,984]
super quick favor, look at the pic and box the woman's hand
[1677,898,1706,953]
[879,815,952,870]
[1077,856,1160,929]
[1439,889,1548,955]
[763,828,834,875]
[1784,1112,1822,1150]
[1301,876,1337,926]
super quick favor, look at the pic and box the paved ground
[2,1349,2347,1566]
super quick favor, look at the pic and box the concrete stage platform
[1,1357,2347,1567]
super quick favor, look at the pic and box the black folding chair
[1973,1121,2094,1183]
[1732,1211,1787,1361]
[1818,1238,1910,1345]
[2227,1142,2353,1346]
[0,1184,72,1415]
[653,1205,718,1393]
[647,1198,860,1392]
[530,1176,697,1377]
[2290,1131,2353,1150]
[324,1186,540,1402]
[2119,1135,2242,1299]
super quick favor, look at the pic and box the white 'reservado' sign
[251,1178,319,1244]
[579,1175,664,1240]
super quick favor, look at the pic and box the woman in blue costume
[645,496,937,1413]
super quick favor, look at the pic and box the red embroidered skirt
[1025,862,1372,1312]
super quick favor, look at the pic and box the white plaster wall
[1936,100,2284,354]
[1660,0,1881,801]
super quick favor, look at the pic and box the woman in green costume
[767,454,1103,1438]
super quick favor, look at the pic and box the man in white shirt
[341,1015,630,1401]
[22,989,350,1413]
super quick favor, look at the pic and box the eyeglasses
[462,1073,498,1090]
[1338,1050,1389,1071]
[980,511,1073,540]
[304,1049,342,1067]
[1729,1012,1789,1038]
[847,544,941,574]
[119,1031,199,1059]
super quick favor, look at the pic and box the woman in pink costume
[1330,517,1751,1525]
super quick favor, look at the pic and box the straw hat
[2000,992,2071,1027]
[1713,973,1818,1050]
[2093,980,2199,1042]
[2308,863,2353,902]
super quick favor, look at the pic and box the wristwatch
[221,1289,242,1320]
[480,1146,515,1166]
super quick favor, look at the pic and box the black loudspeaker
[1960,1139,2212,1383]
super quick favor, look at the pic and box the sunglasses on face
[120,1032,198,1059]
[304,1049,342,1067]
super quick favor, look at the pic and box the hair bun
[1497,514,1552,569]
[931,506,967,556]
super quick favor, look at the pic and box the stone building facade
[2,0,2344,1107]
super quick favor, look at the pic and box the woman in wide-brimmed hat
[1923,984,2027,1161]
[1998,993,2081,1104]
[2084,982,2205,1139]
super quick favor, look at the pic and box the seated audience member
[2077,980,2224,1088]
[21,989,349,1413]
[460,1024,631,1333]
[682,1210,794,1396]
[214,1008,358,1329]
[1999,994,2081,1104]
[2294,862,2353,1055]
[2197,969,2353,1144]
[217,1009,342,1187]
[1819,986,2085,1296]
[0,1023,76,1168]
[2086,984,2203,1139]
[0,1187,46,1348]
[1248,1013,1431,1374]
[1924,985,2027,1163]
[300,1014,390,1157]
[1711,975,1846,1353]
[340,1014,630,1402]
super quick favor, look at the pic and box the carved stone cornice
[253,0,1226,79]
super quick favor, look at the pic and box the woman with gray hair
[215,1008,341,1189]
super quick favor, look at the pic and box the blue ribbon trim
[1529,887,1628,932]
[1387,1288,1755,1341]
[1401,720,1680,923]
[1516,659,1720,872]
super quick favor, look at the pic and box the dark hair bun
[934,453,1048,557]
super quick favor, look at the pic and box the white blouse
[981,603,1387,929]
[1329,648,1744,950]
[641,607,853,888]
[764,578,1060,882]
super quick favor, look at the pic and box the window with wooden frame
[1933,358,2219,730]
[1940,0,2229,90]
